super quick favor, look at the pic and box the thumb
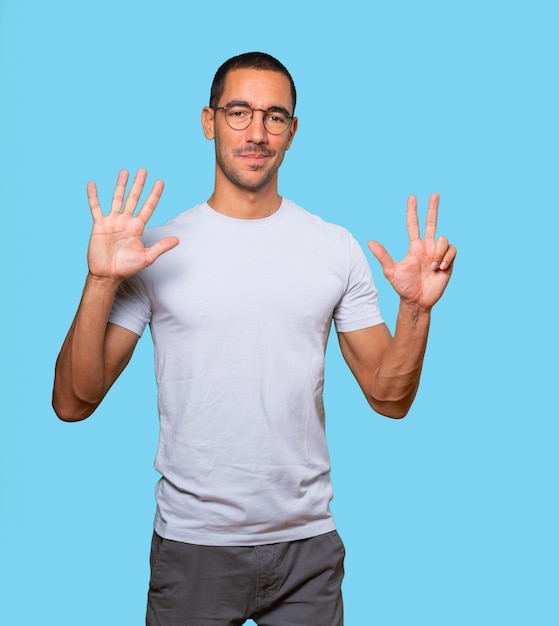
[368,240,394,275]
[145,236,180,265]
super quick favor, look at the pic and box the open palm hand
[368,194,456,311]
[87,169,179,282]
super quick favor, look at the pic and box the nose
[245,110,268,143]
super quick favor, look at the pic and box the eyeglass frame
[212,103,295,135]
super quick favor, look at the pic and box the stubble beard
[215,143,285,193]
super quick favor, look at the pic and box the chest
[148,227,347,335]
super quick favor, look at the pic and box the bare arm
[52,280,139,422]
[52,169,179,422]
[339,194,456,419]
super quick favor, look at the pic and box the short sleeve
[333,235,384,333]
[108,273,152,337]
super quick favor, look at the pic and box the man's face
[203,69,298,193]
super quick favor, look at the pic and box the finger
[110,170,129,214]
[144,236,180,265]
[87,181,103,221]
[122,168,148,215]
[368,240,395,277]
[439,243,457,271]
[429,235,449,270]
[137,179,165,224]
[424,193,440,241]
[406,195,420,242]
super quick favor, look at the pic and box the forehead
[220,69,293,111]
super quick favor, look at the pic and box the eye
[227,106,251,120]
[265,113,287,124]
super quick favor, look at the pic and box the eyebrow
[224,100,292,117]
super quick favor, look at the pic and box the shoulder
[282,200,366,267]
[282,198,355,244]
[142,203,207,246]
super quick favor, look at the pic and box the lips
[235,147,275,158]
[242,154,268,162]
[237,149,274,169]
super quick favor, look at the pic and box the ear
[201,107,215,140]
[285,116,298,150]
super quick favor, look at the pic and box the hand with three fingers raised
[368,194,456,312]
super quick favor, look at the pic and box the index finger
[424,193,440,241]
[137,179,165,224]
[406,195,420,241]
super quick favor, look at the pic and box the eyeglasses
[213,105,293,135]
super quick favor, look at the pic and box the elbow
[52,402,93,423]
[386,407,410,420]
[54,409,92,423]
[383,406,410,420]
[51,371,105,422]
[51,391,97,423]
[370,400,411,420]
[367,378,418,420]
[367,389,417,419]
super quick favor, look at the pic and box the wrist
[399,298,432,321]
[85,272,122,293]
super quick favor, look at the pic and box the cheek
[214,135,234,161]
[220,137,249,163]
[274,140,291,160]
[276,132,294,151]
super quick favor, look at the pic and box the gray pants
[146,530,345,625]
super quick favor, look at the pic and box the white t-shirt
[109,198,384,545]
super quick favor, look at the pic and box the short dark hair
[209,52,297,113]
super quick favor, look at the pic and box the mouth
[241,154,268,163]
[236,147,275,159]
[238,153,272,170]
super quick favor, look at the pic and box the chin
[229,169,278,193]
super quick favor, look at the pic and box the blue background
[1,0,557,624]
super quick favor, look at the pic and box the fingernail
[440,261,448,270]
[430,262,439,270]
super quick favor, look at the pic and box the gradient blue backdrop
[1,0,557,624]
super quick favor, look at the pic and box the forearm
[369,301,431,418]
[52,274,121,421]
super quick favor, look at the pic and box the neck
[207,174,282,220]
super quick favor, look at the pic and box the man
[53,52,456,625]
